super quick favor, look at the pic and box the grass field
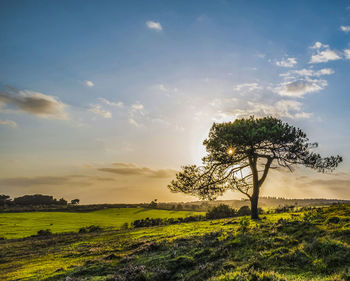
[0,208,205,239]
[1,204,349,281]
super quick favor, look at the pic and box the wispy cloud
[310,42,341,63]
[280,68,334,78]
[0,175,114,187]
[340,25,350,33]
[0,119,17,128]
[89,104,112,118]
[98,98,124,108]
[275,78,327,97]
[98,162,177,178]
[344,49,350,59]
[128,103,145,127]
[276,57,297,67]
[0,89,68,119]
[234,83,262,92]
[146,21,162,31]
[214,99,311,120]
[85,80,94,87]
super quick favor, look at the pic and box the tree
[168,116,342,219]
[0,195,11,207]
[71,199,80,205]
[149,199,158,208]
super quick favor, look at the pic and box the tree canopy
[168,116,342,219]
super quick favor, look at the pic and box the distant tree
[149,199,158,208]
[176,204,183,210]
[0,195,11,207]
[58,198,67,205]
[14,194,57,206]
[168,116,342,219]
[71,199,80,205]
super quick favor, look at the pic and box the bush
[206,204,236,219]
[237,206,251,216]
[132,215,205,228]
[121,222,129,230]
[327,216,341,224]
[79,225,102,233]
[36,229,52,236]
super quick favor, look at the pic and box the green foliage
[239,217,250,233]
[237,206,251,216]
[78,225,102,233]
[206,204,236,219]
[212,269,287,281]
[132,215,205,228]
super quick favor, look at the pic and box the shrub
[121,222,129,230]
[327,216,341,224]
[237,206,251,216]
[36,229,52,236]
[79,225,102,233]
[206,204,236,219]
[132,215,205,228]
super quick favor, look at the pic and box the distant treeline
[1,193,348,213]
[0,194,80,209]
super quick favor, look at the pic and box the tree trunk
[250,195,259,219]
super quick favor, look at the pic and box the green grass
[1,204,349,281]
[0,208,205,239]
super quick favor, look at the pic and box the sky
[0,0,350,203]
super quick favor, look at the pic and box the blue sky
[1,0,350,203]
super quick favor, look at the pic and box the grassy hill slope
[0,204,349,281]
[0,208,205,239]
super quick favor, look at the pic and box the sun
[227,147,236,155]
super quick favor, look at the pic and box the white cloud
[0,119,17,128]
[344,49,350,59]
[276,57,297,67]
[85,80,94,87]
[146,21,162,31]
[98,98,123,108]
[131,103,144,111]
[0,90,68,119]
[89,105,112,118]
[276,78,327,97]
[311,42,325,49]
[128,103,145,127]
[309,42,341,63]
[340,25,350,33]
[213,98,312,120]
[314,68,335,76]
[234,83,262,92]
[281,68,334,78]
